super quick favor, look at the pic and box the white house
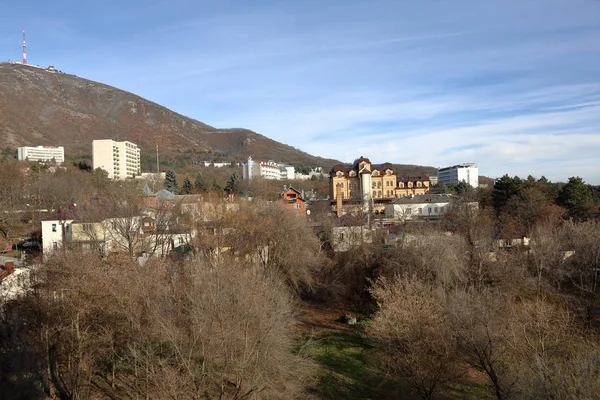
[41,219,73,260]
[384,194,477,221]
[437,163,479,188]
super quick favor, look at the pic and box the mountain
[0,63,338,168]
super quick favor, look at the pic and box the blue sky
[1,0,599,183]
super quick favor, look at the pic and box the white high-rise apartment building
[437,163,479,188]
[18,146,65,164]
[93,139,141,179]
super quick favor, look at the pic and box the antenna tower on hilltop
[22,30,27,65]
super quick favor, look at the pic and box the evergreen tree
[212,178,222,193]
[181,178,193,195]
[557,177,595,220]
[224,172,240,194]
[456,180,473,195]
[194,171,207,192]
[492,175,526,215]
[164,170,179,194]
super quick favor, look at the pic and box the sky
[1,0,599,183]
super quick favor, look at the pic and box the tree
[492,175,527,215]
[193,171,207,192]
[557,177,596,220]
[456,180,473,195]
[180,178,193,195]
[164,170,179,194]
[224,172,240,195]
[212,178,222,193]
[369,276,465,399]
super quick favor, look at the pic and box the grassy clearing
[298,330,410,400]
[298,329,494,400]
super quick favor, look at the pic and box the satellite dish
[306,210,311,215]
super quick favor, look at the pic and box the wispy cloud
[2,0,600,183]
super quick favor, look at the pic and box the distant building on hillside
[18,146,64,164]
[437,163,479,188]
[242,156,295,180]
[93,139,141,180]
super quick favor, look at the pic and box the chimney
[336,183,343,217]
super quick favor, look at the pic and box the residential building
[329,156,430,212]
[93,139,141,179]
[280,186,306,216]
[17,146,64,164]
[41,218,73,260]
[384,193,478,221]
[242,156,295,180]
[437,163,479,188]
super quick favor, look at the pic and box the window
[418,208,422,214]
[428,207,432,215]
[52,242,58,250]
[52,223,57,232]
[386,170,392,175]
[295,203,301,209]
[399,182,404,188]
[372,182,376,189]
[434,207,439,213]
[340,183,344,188]
[378,190,382,197]
[441,207,445,213]
[377,181,381,188]
[417,182,422,187]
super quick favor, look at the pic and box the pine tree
[212,178,222,193]
[181,178,193,195]
[164,170,179,194]
[225,172,240,194]
[194,171,207,192]
[558,177,595,220]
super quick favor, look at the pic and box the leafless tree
[369,276,465,399]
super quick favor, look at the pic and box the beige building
[93,139,141,179]
[329,157,431,212]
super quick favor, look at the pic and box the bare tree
[369,276,465,399]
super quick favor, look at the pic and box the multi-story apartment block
[242,156,295,180]
[437,163,479,188]
[93,139,141,179]
[18,146,65,164]
[329,157,430,212]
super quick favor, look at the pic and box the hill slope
[0,63,338,167]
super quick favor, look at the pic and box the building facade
[93,139,141,179]
[280,186,306,216]
[242,156,295,180]
[18,146,65,164]
[437,163,479,188]
[329,157,430,211]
